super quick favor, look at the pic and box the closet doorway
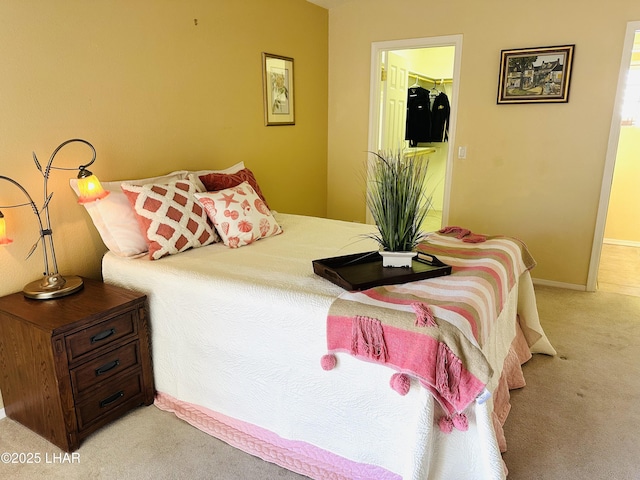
[588,22,640,293]
[367,35,462,232]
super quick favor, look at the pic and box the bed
[98,207,555,480]
[71,163,554,479]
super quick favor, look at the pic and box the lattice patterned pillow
[195,182,282,248]
[121,180,218,260]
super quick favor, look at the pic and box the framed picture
[497,45,575,104]
[262,53,295,125]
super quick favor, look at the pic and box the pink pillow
[121,180,217,260]
[195,182,282,248]
[185,161,245,192]
[198,168,270,209]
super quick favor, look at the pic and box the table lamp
[0,138,109,299]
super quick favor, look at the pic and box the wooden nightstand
[0,277,154,452]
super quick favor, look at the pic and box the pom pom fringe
[320,354,337,371]
[438,413,469,434]
[390,373,411,395]
[452,412,469,431]
[438,416,454,434]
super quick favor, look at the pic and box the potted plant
[365,151,432,267]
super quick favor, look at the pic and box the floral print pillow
[194,182,282,248]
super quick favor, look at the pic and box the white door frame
[367,34,463,225]
[586,21,640,291]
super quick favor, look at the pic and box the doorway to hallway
[588,22,640,292]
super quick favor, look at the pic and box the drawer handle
[90,328,116,344]
[99,391,124,408]
[95,359,120,376]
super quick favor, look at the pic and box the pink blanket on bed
[324,232,536,422]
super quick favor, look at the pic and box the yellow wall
[604,126,640,242]
[327,0,640,287]
[0,0,327,410]
[0,0,327,295]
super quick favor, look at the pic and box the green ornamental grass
[366,151,432,252]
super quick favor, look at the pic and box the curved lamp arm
[0,175,49,276]
[41,138,97,177]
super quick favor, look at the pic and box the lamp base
[23,274,84,300]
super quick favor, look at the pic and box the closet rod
[408,72,452,85]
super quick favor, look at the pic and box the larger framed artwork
[262,52,295,125]
[497,45,575,104]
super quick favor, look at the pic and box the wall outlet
[458,146,467,159]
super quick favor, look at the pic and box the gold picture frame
[497,45,575,104]
[262,53,295,125]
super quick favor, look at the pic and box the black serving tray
[312,251,452,291]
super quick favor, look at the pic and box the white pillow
[186,161,245,179]
[195,181,282,248]
[70,171,187,257]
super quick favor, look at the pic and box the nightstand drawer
[76,370,144,430]
[71,341,141,397]
[66,310,137,363]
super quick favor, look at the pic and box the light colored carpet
[1,286,639,479]
[502,285,640,480]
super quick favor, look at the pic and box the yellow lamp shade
[76,170,110,204]
[0,211,13,245]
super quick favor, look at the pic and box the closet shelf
[404,147,436,156]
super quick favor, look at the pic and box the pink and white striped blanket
[323,231,536,426]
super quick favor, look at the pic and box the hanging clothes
[430,91,450,142]
[405,86,431,147]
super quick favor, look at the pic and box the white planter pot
[380,251,417,268]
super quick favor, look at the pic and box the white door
[379,52,409,151]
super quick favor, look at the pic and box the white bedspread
[102,213,554,479]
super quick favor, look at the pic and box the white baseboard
[532,277,587,291]
[0,408,5,420]
[603,238,640,247]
